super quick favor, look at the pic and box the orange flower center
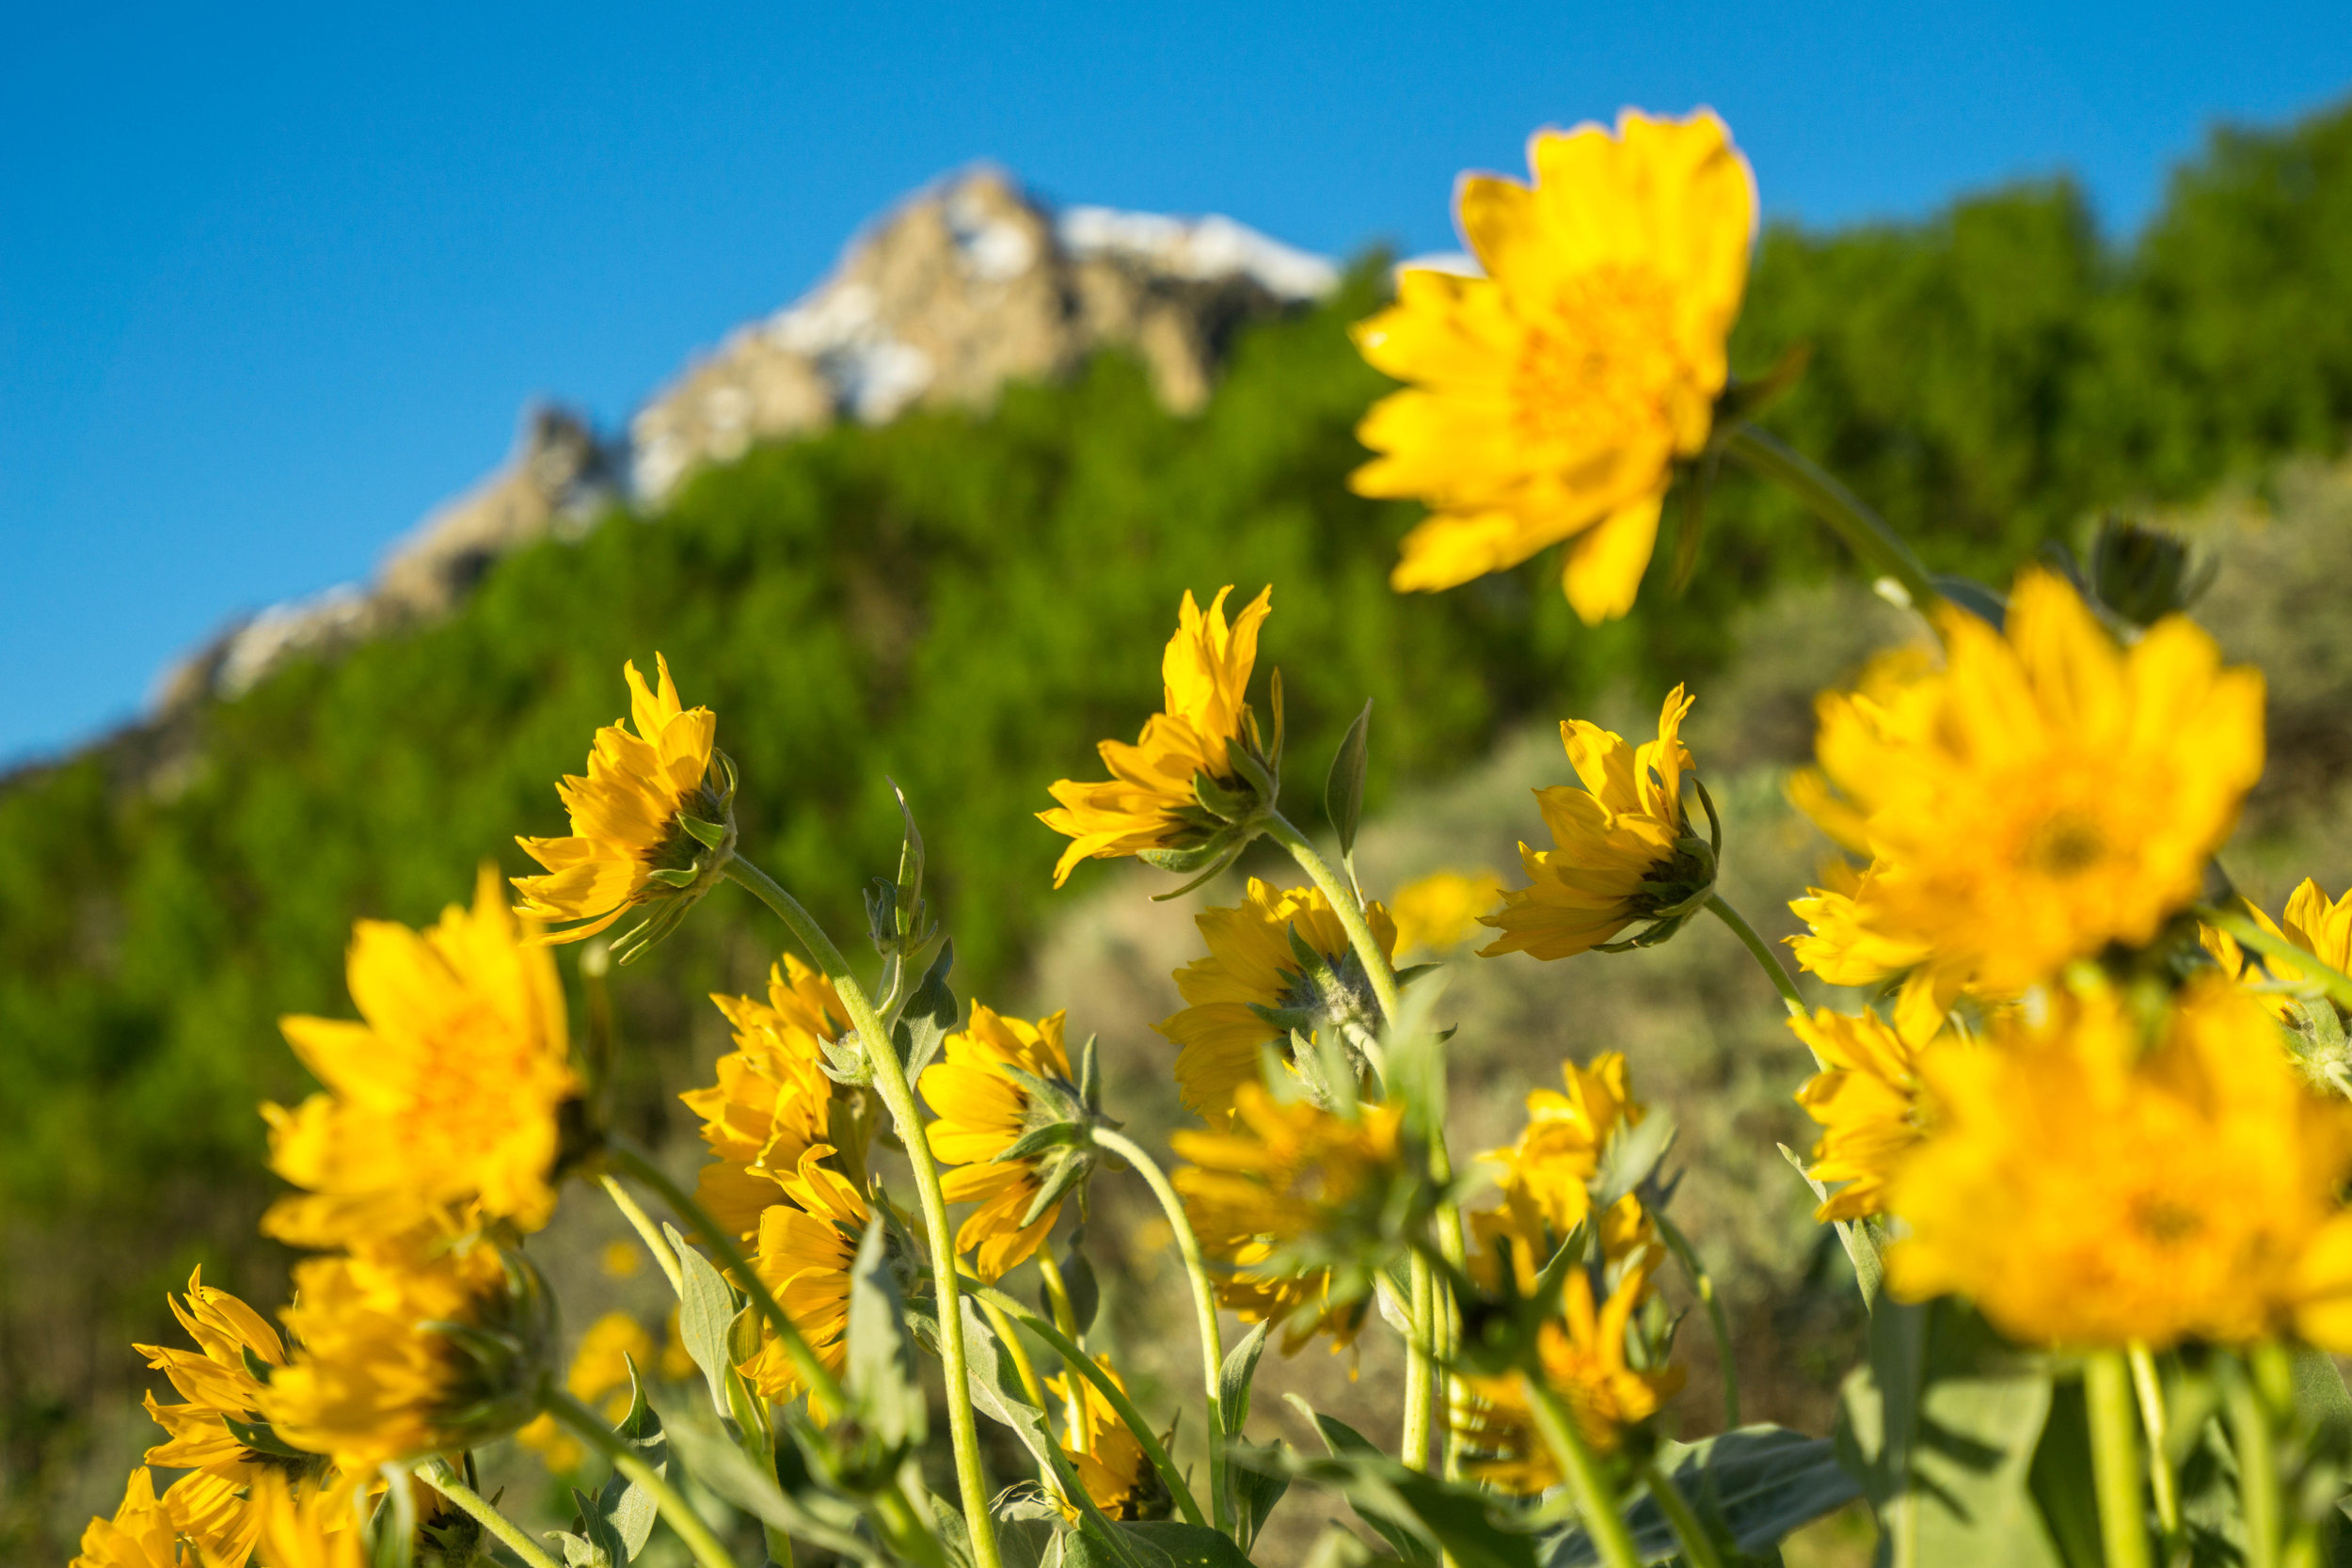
[1510,265,1684,457]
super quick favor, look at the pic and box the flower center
[2022,810,2109,879]
[1510,265,1685,459]
[2129,1194,2205,1248]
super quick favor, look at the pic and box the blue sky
[3,1,2345,767]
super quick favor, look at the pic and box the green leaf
[1542,1425,1858,1566]
[1275,1395,1536,1568]
[1064,1520,1257,1568]
[579,1356,666,1561]
[1325,700,1373,859]
[993,1485,1071,1568]
[1229,1437,1291,1555]
[1218,1319,1272,1436]
[1836,1297,2066,1567]
[845,1215,925,1449]
[893,939,959,1080]
[665,1223,740,1418]
[2026,1379,2104,1568]
[1589,1106,1677,1215]
[657,1399,877,1563]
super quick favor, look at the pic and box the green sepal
[992,1121,1089,1164]
[675,814,728,850]
[223,1414,315,1461]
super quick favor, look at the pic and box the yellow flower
[1476,1052,1652,1263]
[1790,996,1942,1223]
[1481,687,1711,959]
[262,1241,541,1472]
[513,653,733,946]
[263,866,575,1253]
[920,1006,1091,1281]
[1457,1248,1684,1491]
[1171,1086,1407,1350]
[1887,977,2352,1349]
[680,956,850,1239]
[2203,879,2352,1020]
[1052,1355,1165,1522]
[1389,868,1504,958]
[135,1269,288,1483]
[1350,110,1755,623]
[1040,586,1275,888]
[1789,571,2265,997]
[739,1148,869,1408]
[246,1472,364,1568]
[516,1311,658,1473]
[1155,879,1399,1126]
[71,1467,245,1568]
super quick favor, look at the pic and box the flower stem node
[990,1033,1117,1229]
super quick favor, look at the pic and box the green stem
[1526,1378,1640,1568]
[971,1290,1068,1500]
[1641,1457,1727,1568]
[1404,1252,1435,1470]
[1093,1127,1230,1538]
[1722,425,1940,613]
[1705,895,1804,1016]
[2195,905,2352,1013]
[1034,1249,1092,1452]
[420,1457,562,1568]
[2086,1351,2154,1568]
[546,1388,740,1568]
[599,1173,685,1294]
[606,1140,845,1412]
[1656,1213,1739,1430]
[723,855,1003,1568]
[2127,1344,2181,1544]
[1263,811,1403,1025]
[969,1282,1210,1530]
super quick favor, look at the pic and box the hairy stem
[1525,1379,1640,1568]
[598,1173,684,1294]
[970,1289,1067,1500]
[1641,1457,1727,1568]
[420,1457,562,1568]
[2086,1351,2154,1568]
[546,1388,739,1568]
[723,855,1002,1568]
[1723,425,1940,613]
[1263,811,1403,1024]
[1705,895,1804,1016]
[1656,1212,1739,1430]
[1034,1248,1091,1452]
[2127,1345,2180,1543]
[1403,1252,1435,1470]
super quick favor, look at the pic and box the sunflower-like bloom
[681,956,850,1239]
[2204,879,2352,1018]
[262,1241,547,1472]
[1789,572,2265,997]
[1171,1086,1410,1349]
[1457,1248,1684,1489]
[1155,879,1398,1125]
[71,1467,253,1568]
[264,867,575,1255]
[128,1270,295,1565]
[514,654,735,948]
[920,1006,1094,1280]
[1350,111,1755,624]
[246,1472,364,1568]
[1476,1052,1652,1264]
[1791,997,1943,1223]
[1481,687,1712,960]
[1052,1355,1167,1522]
[516,1311,660,1473]
[1040,586,1276,887]
[1390,868,1504,958]
[740,1148,869,1407]
[1889,977,2352,1349]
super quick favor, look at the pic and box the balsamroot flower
[1481,686,1714,960]
[2204,879,2352,1022]
[1789,571,2265,997]
[263,866,576,1253]
[1478,1052,1652,1262]
[1053,1355,1168,1522]
[130,1270,296,1565]
[1155,879,1398,1125]
[1389,868,1504,958]
[262,1241,551,1471]
[1889,977,2352,1350]
[1040,586,1277,888]
[1172,1086,1416,1346]
[514,654,737,953]
[516,1310,659,1473]
[920,1006,1098,1281]
[681,956,851,1239]
[246,1472,364,1568]
[740,1148,870,1407]
[1790,999,1942,1223]
[71,1467,253,1568]
[1351,110,1755,624]
[1456,1248,1684,1489]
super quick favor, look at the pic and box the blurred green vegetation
[4,94,2352,1549]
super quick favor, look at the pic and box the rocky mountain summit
[147,167,1336,730]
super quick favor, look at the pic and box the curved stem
[723,855,1003,1568]
[969,1282,1210,1530]
[599,1174,684,1294]
[1525,1378,1640,1568]
[1655,1213,1739,1431]
[1034,1249,1091,1451]
[2087,1351,2154,1568]
[1723,425,1939,614]
[1403,1252,1435,1470]
[605,1140,845,1412]
[1263,811,1403,1025]
[1640,1457,1727,1568]
[970,1289,1067,1500]
[2195,905,2352,1013]
[546,1389,739,1568]
[1093,1127,1230,1538]
[420,1458,561,1568]
[2127,1345,2180,1545]
[1705,895,1804,1016]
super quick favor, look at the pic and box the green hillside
[4,96,2351,1529]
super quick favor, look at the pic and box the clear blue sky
[3,1,2344,768]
